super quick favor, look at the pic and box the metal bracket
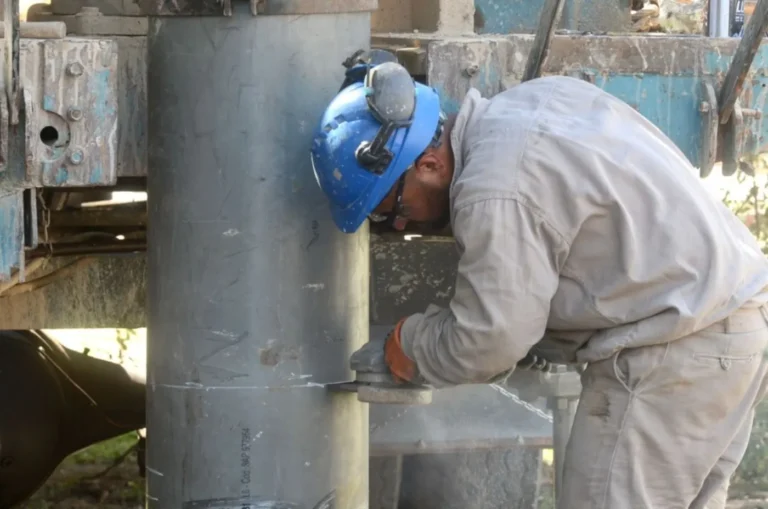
[699,80,719,179]
[5,39,120,188]
[722,98,745,177]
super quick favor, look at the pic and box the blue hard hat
[310,62,443,233]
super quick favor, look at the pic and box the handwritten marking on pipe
[302,283,325,291]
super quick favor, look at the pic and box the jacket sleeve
[399,197,568,387]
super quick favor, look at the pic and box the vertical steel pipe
[146,4,372,507]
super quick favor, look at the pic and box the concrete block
[412,0,475,34]
[372,0,413,32]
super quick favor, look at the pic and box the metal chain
[490,384,554,424]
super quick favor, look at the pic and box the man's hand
[349,318,421,384]
[517,352,552,372]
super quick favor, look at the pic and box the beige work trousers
[559,305,768,509]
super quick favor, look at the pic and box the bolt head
[465,63,480,77]
[69,149,84,165]
[66,62,84,77]
[67,107,83,122]
[699,101,711,113]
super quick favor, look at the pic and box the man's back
[452,75,768,363]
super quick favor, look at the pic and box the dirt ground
[19,434,144,509]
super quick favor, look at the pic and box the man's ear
[413,151,444,179]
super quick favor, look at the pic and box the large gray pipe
[146,5,371,508]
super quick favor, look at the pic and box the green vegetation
[21,433,143,509]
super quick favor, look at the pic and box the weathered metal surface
[0,191,24,280]
[138,0,377,16]
[0,21,66,39]
[522,0,566,82]
[407,33,768,171]
[5,0,20,127]
[370,236,457,324]
[560,0,630,33]
[36,39,118,187]
[0,38,118,192]
[719,0,768,124]
[146,7,370,508]
[255,0,379,15]
[46,0,143,16]
[26,10,148,36]
[474,0,629,34]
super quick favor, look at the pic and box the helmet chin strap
[388,172,410,230]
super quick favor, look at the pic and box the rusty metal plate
[12,39,119,188]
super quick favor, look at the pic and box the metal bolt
[699,101,711,113]
[67,107,83,122]
[69,149,84,165]
[66,62,84,77]
[742,108,762,119]
[465,63,480,77]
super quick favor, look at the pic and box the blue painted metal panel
[426,36,768,170]
[0,191,24,280]
[474,0,628,34]
[474,0,542,34]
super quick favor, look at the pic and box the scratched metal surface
[420,34,768,168]
[145,8,371,508]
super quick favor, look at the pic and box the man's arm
[399,197,569,387]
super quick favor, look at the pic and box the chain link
[490,383,554,423]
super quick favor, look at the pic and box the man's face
[370,146,454,231]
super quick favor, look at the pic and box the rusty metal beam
[523,0,566,82]
[719,0,768,123]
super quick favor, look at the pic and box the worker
[310,60,768,509]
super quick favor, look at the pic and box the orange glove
[384,317,418,383]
